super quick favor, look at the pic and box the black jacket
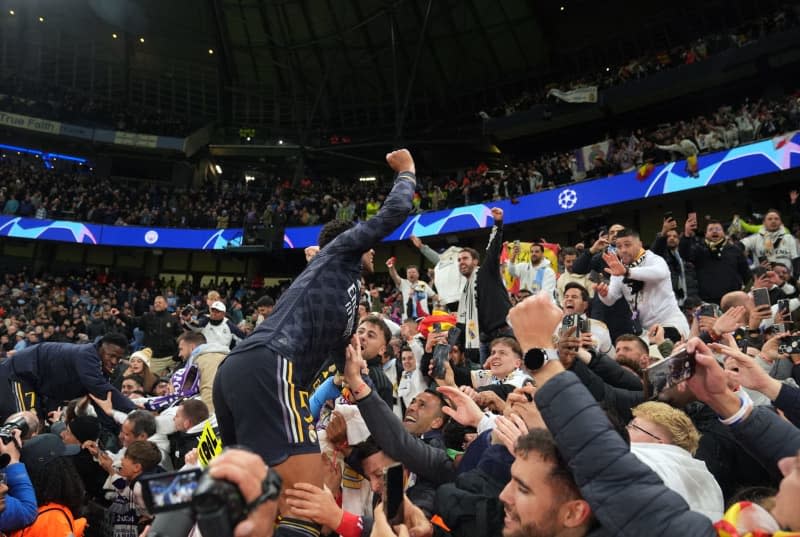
[678,235,750,305]
[650,234,698,301]
[476,220,512,338]
[536,372,716,537]
[7,342,137,414]
[118,310,182,357]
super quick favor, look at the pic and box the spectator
[0,332,136,422]
[596,228,690,341]
[112,296,182,375]
[506,242,557,302]
[15,434,86,537]
[680,215,750,305]
[0,430,37,534]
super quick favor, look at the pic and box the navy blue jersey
[8,342,137,412]
[237,173,415,386]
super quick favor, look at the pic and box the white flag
[547,86,598,103]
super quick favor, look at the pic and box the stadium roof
[1,0,765,137]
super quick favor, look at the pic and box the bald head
[720,291,750,311]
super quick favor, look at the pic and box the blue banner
[1,132,798,251]
[284,131,800,248]
[0,217,242,250]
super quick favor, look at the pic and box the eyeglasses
[627,420,662,442]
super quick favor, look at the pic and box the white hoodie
[631,443,724,521]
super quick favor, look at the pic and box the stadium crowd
[0,76,194,137]
[2,87,800,232]
[487,4,799,117]
[2,143,800,536]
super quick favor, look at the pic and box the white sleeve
[628,256,669,282]
[599,276,624,305]
[477,412,499,435]
[507,262,525,279]
[739,234,757,252]
[543,268,557,295]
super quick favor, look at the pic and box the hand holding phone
[643,349,696,400]
[383,463,405,525]
[752,287,771,308]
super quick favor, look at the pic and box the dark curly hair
[318,219,355,249]
[27,456,86,515]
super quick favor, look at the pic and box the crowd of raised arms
[0,148,800,537]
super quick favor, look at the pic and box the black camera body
[143,466,282,537]
[0,415,29,445]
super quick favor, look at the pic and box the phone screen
[383,463,405,524]
[140,469,203,513]
[752,287,771,308]
[643,350,696,400]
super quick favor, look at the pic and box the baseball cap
[210,301,226,312]
[21,433,80,466]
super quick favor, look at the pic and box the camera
[778,336,800,355]
[141,466,282,537]
[0,415,30,445]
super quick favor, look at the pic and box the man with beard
[571,224,635,342]
[212,149,416,537]
[507,242,556,301]
[680,216,751,305]
[499,430,593,537]
[740,209,798,271]
[111,295,182,375]
[596,228,689,341]
[456,207,513,363]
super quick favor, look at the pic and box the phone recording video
[383,463,405,525]
[643,349,696,400]
[140,468,203,513]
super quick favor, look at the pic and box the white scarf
[458,270,480,349]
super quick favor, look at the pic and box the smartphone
[752,287,771,308]
[577,317,590,334]
[471,369,494,389]
[433,322,442,333]
[383,463,405,525]
[778,336,800,355]
[698,303,719,318]
[778,299,791,320]
[663,211,673,220]
[643,349,696,400]
[560,314,576,335]
[140,468,203,513]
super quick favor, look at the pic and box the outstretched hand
[602,252,626,276]
[436,386,484,428]
[89,391,114,417]
[344,335,369,384]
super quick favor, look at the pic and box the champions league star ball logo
[557,189,578,210]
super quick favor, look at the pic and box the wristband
[718,390,753,426]
[350,382,369,399]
